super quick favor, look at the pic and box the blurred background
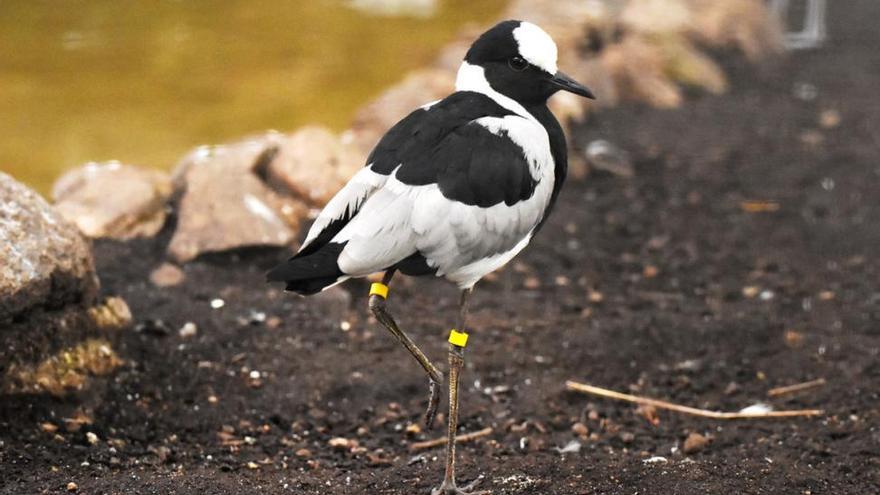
[1,0,506,193]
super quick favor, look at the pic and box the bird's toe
[430,476,489,495]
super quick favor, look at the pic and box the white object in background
[739,403,774,415]
[770,0,828,49]
[347,0,437,18]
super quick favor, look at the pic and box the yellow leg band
[448,329,469,348]
[369,282,389,299]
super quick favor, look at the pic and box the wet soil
[2,1,879,493]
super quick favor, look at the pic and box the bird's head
[457,20,595,107]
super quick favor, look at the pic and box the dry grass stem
[767,378,827,397]
[409,427,493,452]
[565,381,823,419]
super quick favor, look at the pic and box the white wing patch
[299,167,387,252]
[474,115,552,180]
[334,172,422,273]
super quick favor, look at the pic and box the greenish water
[0,0,506,194]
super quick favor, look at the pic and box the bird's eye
[508,56,528,72]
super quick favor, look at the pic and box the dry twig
[767,378,827,397]
[409,427,493,451]
[565,381,823,419]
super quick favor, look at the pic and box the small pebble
[742,286,760,299]
[149,263,185,287]
[585,139,634,177]
[821,177,835,191]
[328,437,357,450]
[571,422,589,437]
[819,109,841,129]
[683,432,710,454]
[555,440,581,454]
[636,404,660,425]
[800,130,824,147]
[295,448,312,458]
[86,432,99,445]
[178,322,198,338]
[523,276,540,289]
[793,82,818,101]
[247,310,266,325]
[784,330,804,347]
[40,422,58,434]
[210,298,225,309]
[67,482,78,492]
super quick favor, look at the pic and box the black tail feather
[266,243,346,295]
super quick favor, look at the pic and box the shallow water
[0,0,505,194]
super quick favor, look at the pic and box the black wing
[369,91,539,207]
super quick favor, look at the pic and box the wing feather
[297,167,387,256]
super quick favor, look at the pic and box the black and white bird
[268,20,593,495]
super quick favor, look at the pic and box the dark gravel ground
[3,1,880,493]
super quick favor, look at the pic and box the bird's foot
[430,476,489,495]
[424,376,443,429]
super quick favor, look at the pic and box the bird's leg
[433,288,488,495]
[369,270,444,428]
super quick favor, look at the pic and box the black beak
[550,71,595,99]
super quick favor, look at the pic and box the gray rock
[0,172,99,324]
[170,133,280,187]
[265,127,364,207]
[585,140,635,178]
[52,161,172,239]
[167,135,308,263]
[0,173,124,396]
[149,262,185,287]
